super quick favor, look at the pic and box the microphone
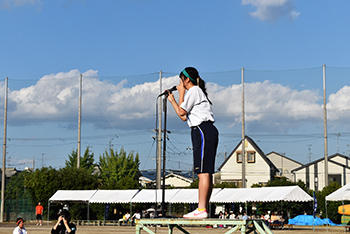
[158,86,177,97]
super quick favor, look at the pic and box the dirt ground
[0,223,348,234]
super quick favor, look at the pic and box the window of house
[236,152,242,163]
[247,151,256,163]
[328,174,341,186]
[236,151,256,163]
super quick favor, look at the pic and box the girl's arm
[168,93,187,121]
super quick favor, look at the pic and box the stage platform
[135,218,273,234]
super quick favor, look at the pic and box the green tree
[24,167,99,220]
[5,171,32,200]
[189,178,198,188]
[315,182,342,223]
[5,171,34,221]
[59,167,99,190]
[24,167,61,212]
[190,179,237,188]
[99,148,141,189]
[214,182,237,188]
[65,147,95,172]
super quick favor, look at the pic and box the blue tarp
[288,215,338,226]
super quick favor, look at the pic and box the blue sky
[1,0,350,171]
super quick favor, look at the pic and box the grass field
[0,223,348,234]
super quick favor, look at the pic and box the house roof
[266,151,303,166]
[0,168,18,181]
[218,136,278,172]
[140,169,193,181]
[291,153,350,172]
[165,173,193,183]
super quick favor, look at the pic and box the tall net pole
[241,68,246,188]
[323,64,328,187]
[1,77,8,222]
[77,74,82,168]
[156,71,162,189]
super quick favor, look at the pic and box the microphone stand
[161,95,167,218]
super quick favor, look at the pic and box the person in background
[51,209,76,234]
[123,211,131,225]
[242,212,248,220]
[229,211,236,219]
[131,210,141,226]
[224,211,229,219]
[218,211,224,228]
[13,217,27,234]
[35,202,44,226]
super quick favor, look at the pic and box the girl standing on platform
[167,67,219,219]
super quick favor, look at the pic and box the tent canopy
[89,190,140,204]
[326,183,350,201]
[210,186,312,203]
[49,190,97,203]
[170,188,222,204]
[130,189,181,203]
[48,186,312,204]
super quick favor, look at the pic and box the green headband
[182,69,196,84]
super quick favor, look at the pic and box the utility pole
[161,96,167,217]
[156,71,162,189]
[1,77,8,222]
[241,67,246,188]
[77,74,82,168]
[323,64,329,187]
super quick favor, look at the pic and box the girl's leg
[198,173,213,210]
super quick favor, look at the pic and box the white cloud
[327,86,350,121]
[0,69,330,133]
[242,0,300,21]
[210,81,322,131]
[5,70,180,129]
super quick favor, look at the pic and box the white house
[266,151,303,181]
[139,176,153,188]
[215,136,279,188]
[162,173,193,188]
[139,172,193,188]
[292,153,350,191]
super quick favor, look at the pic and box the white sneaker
[183,208,208,219]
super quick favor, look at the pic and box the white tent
[89,190,140,204]
[169,188,222,204]
[130,189,181,203]
[49,190,98,202]
[326,183,350,201]
[48,190,98,221]
[210,186,312,203]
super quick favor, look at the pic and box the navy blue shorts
[191,121,219,174]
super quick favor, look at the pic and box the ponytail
[180,67,212,105]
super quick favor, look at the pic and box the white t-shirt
[180,86,214,127]
[13,226,27,234]
[133,212,141,219]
